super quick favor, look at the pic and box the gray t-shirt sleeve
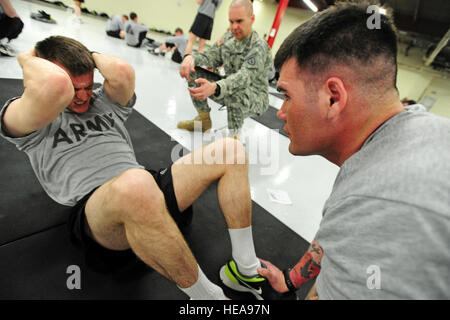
[92,86,136,120]
[0,97,47,152]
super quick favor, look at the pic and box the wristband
[183,53,192,60]
[283,268,297,292]
[214,83,221,97]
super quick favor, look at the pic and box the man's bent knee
[109,169,166,223]
[222,137,247,166]
[195,138,247,166]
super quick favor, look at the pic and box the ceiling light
[303,0,318,12]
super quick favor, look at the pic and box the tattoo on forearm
[310,243,321,255]
[289,241,323,288]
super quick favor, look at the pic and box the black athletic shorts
[172,49,182,64]
[163,43,182,63]
[189,13,213,40]
[0,14,24,41]
[67,167,193,273]
[106,30,121,39]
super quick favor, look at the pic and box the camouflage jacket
[193,30,272,101]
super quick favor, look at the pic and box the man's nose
[76,89,88,100]
[277,105,287,120]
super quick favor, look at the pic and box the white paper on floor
[266,188,292,205]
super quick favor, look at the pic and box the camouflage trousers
[188,68,268,131]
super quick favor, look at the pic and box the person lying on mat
[0,35,273,300]
[257,1,450,300]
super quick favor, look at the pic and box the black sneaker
[0,43,16,57]
[30,10,57,24]
[148,48,158,55]
[219,260,270,300]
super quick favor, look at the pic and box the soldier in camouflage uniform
[178,0,272,134]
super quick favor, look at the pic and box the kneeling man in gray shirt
[258,1,450,300]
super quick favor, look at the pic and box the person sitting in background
[0,0,24,57]
[401,97,417,106]
[149,28,188,63]
[106,14,128,39]
[124,12,148,48]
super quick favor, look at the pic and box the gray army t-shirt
[124,20,148,46]
[0,87,143,206]
[164,34,188,57]
[106,14,125,32]
[315,105,450,299]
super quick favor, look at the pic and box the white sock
[178,265,227,300]
[228,226,261,276]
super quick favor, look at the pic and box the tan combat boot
[177,111,212,132]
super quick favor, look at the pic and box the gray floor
[1,0,339,244]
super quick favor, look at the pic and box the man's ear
[325,77,347,121]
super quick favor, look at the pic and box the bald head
[230,0,253,17]
[228,0,255,40]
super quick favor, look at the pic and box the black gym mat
[0,78,72,245]
[0,78,311,299]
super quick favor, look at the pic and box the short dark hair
[175,27,183,34]
[35,36,95,76]
[123,15,129,20]
[130,12,137,20]
[275,1,398,88]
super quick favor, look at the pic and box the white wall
[58,0,313,52]
[422,78,450,118]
